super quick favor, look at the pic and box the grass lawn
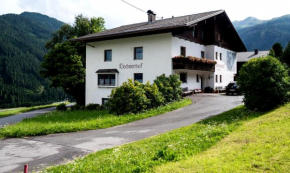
[0,102,69,118]
[0,98,192,139]
[156,103,290,172]
[43,104,267,172]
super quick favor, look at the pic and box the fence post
[24,164,28,173]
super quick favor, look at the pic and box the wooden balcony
[172,57,215,72]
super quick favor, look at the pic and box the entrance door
[200,75,203,90]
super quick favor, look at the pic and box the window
[201,30,204,40]
[220,53,222,61]
[180,73,187,83]
[134,47,143,60]
[218,33,221,41]
[102,98,109,105]
[215,75,218,83]
[98,74,115,86]
[134,73,143,83]
[216,52,218,60]
[220,75,222,83]
[192,26,197,38]
[196,74,199,82]
[104,50,112,61]
[181,47,186,56]
[201,51,205,58]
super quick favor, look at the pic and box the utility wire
[121,0,147,13]
[120,0,163,19]
[120,0,178,27]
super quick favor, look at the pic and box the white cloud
[1,0,290,29]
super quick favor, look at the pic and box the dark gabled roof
[96,69,119,73]
[237,51,269,62]
[71,10,225,42]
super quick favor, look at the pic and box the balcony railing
[172,56,216,72]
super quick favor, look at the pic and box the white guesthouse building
[72,10,247,105]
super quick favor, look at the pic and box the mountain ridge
[234,14,290,51]
[233,17,267,29]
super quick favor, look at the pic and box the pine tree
[272,43,284,59]
[282,41,290,67]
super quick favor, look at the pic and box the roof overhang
[96,69,119,73]
[70,25,186,43]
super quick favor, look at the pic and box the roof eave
[69,25,187,42]
[223,11,247,52]
[186,10,225,27]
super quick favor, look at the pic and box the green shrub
[154,74,182,103]
[85,103,100,110]
[70,105,85,111]
[108,79,148,115]
[56,103,67,111]
[142,82,165,109]
[238,56,290,111]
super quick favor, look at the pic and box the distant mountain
[233,17,267,30]
[0,12,68,108]
[234,15,290,51]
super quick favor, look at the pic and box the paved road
[0,107,56,128]
[0,104,75,128]
[0,94,243,173]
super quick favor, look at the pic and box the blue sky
[1,0,289,29]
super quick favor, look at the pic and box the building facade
[72,10,247,105]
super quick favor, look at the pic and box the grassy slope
[0,102,68,118]
[0,99,191,139]
[43,105,263,172]
[156,103,290,172]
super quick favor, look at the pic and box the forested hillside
[234,15,290,51]
[0,12,68,108]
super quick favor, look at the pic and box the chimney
[147,10,156,23]
[254,49,259,55]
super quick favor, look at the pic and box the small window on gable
[201,30,204,40]
[220,53,222,61]
[180,73,187,83]
[134,73,143,83]
[216,52,218,60]
[181,47,186,57]
[201,51,205,58]
[104,50,112,61]
[134,47,143,60]
[196,74,199,82]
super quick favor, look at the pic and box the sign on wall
[119,63,143,69]
[227,52,236,72]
